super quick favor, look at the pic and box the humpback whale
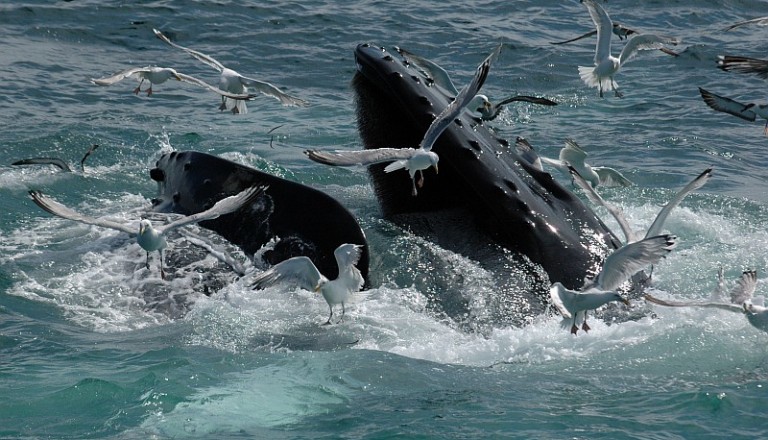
[149,151,369,283]
[350,43,620,289]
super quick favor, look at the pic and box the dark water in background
[2,1,768,438]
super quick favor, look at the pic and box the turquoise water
[2,0,768,438]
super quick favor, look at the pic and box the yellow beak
[433,164,439,174]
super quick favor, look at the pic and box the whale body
[149,150,369,282]
[351,43,620,289]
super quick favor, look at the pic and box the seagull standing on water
[91,66,255,100]
[251,244,365,325]
[578,0,679,97]
[153,29,307,114]
[550,234,677,334]
[28,185,266,279]
[305,44,500,196]
[645,269,768,333]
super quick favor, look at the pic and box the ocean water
[2,0,768,438]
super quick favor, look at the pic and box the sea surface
[2,0,768,438]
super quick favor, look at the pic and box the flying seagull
[92,66,255,100]
[11,144,103,173]
[29,185,266,279]
[550,234,677,334]
[538,138,633,188]
[569,166,712,244]
[394,46,556,121]
[251,243,365,325]
[699,87,768,135]
[153,29,308,114]
[645,269,768,333]
[305,44,500,196]
[578,0,679,97]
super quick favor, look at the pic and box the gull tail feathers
[578,66,615,91]
[384,160,407,173]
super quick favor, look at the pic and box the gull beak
[139,223,145,235]
[432,164,439,174]
[173,74,182,81]
[621,297,630,306]
[313,284,322,292]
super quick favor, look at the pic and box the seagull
[153,29,307,114]
[578,0,679,98]
[717,55,768,79]
[645,269,768,333]
[92,66,255,100]
[28,185,266,279]
[699,87,768,135]
[394,46,556,121]
[11,144,103,173]
[724,15,768,32]
[305,44,500,196]
[250,243,365,325]
[538,138,632,188]
[550,234,677,334]
[569,166,712,244]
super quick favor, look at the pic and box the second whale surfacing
[351,43,620,293]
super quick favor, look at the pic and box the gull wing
[559,139,588,166]
[495,95,558,107]
[724,15,768,31]
[549,283,573,319]
[699,87,757,122]
[237,74,308,107]
[153,28,225,72]
[158,185,267,234]
[251,256,323,292]
[594,234,677,291]
[729,270,758,305]
[717,55,768,79]
[305,147,416,167]
[644,293,743,313]
[80,144,100,171]
[568,164,637,243]
[618,34,679,66]
[419,43,499,151]
[581,0,614,64]
[29,190,136,235]
[549,29,597,45]
[12,158,72,172]
[514,137,543,171]
[91,67,149,86]
[334,243,364,269]
[394,46,458,95]
[593,167,632,187]
[175,72,254,100]
[645,167,712,238]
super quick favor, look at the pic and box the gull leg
[219,97,228,111]
[133,78,145,95]
[763,120,768,136]
[417,170,425,188]
[598,82,604,98]
[323,305,334,326]
[411,178,418,197]
[571,316,579,335]
[581,312,591,332]
[146,85,153,97]
[613,79,623,98]
[231,106,239,115]
[337,303,346,324]
[145,251,151,270]
[159,250,166,280]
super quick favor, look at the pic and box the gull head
[138,219,153,236]
[469,94,493,116]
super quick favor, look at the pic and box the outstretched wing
[394,46,459,95]
[593,167,632,187]
[514,137,543,171]
[304,148,416,167]
[644,293,743,313]
[730,270,758,305]
[29,190,136,235]
[549,282,573,319]
[238,74,308,107]
[699,87,757,122]
[251,256,323,292]
[175,73,254,100]
[420,43,499,151]
[12,157,72,172]
[158,185,267,234]
[549,29,597,46]
[568,165,637,244]
[334,243,364,269]
[618,34,679,65]
[594,234,677,291]
[153,28,225,72]
[495,95,558,107]
[91,67,149,86]
[581,0,614,64]
[724,15,768,31]
[645,168,712,239]
[717,55,768,79]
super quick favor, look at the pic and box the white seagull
[569,166,712,244]
[550,234,677,334]
[578,0,679,98]
[394,46,556,121]
[28,185,266,279]
[645,269,768,333]
[250,243,365,325]
[91,66,254,100]
[153,29,307,114]
[305,44,500,196]
[538,138,633,188]
[699,87,768,135]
